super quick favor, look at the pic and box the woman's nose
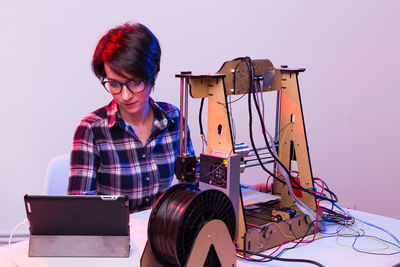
[120,85,133,100]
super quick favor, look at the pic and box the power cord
[8,219,29,267]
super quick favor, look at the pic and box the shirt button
[142,153,146,158]
[145,197,149,202]
[146,177,150,181]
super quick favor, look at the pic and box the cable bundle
[148,183,236,267]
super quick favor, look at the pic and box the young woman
[68,23,195,213]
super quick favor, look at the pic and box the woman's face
[104,63,152,121]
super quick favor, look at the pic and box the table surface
[1,208,400,267]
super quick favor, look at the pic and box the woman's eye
[109,81,120,88]
[127,80,141,87]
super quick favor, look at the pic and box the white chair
[42,153,70,194]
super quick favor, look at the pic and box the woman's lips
[123,102,136,107]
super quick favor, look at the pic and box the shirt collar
[106,98,174,130]
[106,100,119,128]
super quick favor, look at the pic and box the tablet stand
[29,235,130,257]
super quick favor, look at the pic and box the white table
[1,208,399,267]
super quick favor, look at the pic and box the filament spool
[148,183,236,267]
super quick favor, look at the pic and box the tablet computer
[24,194,130,257]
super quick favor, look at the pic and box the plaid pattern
[68,98,194,212]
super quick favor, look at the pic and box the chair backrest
[43,153,70,194]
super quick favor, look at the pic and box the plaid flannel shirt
[68,98,195,212]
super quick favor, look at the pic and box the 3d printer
[142,57,324,267]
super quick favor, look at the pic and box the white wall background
[1,0,399,235]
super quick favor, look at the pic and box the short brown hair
[92,23,161,85]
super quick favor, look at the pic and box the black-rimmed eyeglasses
[101,78,146,94]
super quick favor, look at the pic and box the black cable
[243,57,301,195]
[225,93,247,104]
[320,206,354,225]
[315,178,338,203]
[244,57,284,187]
[236,249,325,267]
[320,212,400,255]
[198,97,207,145]
[336,221,400,256]
[199,98,205,137]
[352,235,400,256]
[242,57,296,186]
